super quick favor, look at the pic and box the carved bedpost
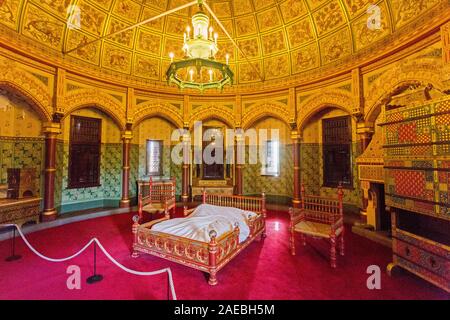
[131,215,140,258]
[289,207,296,255]
[202,188,207,204]
[164,200,170,220]
[208,230,218,286]
[138,183,143,221]
[261,192,267,238]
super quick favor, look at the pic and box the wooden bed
[131,190,266,285]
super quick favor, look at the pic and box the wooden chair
[289,183,344,268]
[138,177,176,221]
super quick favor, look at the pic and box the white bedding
[151,204,258,243]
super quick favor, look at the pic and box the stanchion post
[87,241,103,284]
[5,226,21,262]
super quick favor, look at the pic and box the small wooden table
[0,197,41,227]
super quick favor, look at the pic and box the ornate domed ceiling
[0,0,447,87]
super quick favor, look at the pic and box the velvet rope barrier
[1,223,177,300]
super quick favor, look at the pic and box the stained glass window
[146,140,163,176]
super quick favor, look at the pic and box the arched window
[322,115,352,188]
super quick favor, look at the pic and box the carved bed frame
[132,190,266,285]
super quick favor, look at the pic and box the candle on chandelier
[214,33,218,44]
[186,26,191,39]
[226,54,230,65]
[189,69,194,82]
[169,52,174,63]
[209,27,213,40]
[183,32,186,44]
[209,69,213,82]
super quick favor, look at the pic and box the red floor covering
[0,209,448,300]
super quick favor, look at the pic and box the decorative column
[291,126,301,207]
[120,129,133,208]
[356,122,375,224]
[181,129,190,204]
[42,121,62,222]
[234,130,244,195]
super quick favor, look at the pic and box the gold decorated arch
[132,102,184,128]
[64,89,126,130]
[297,90,354,132]
[188,105,235,129]
[242,103,291,130]
[364,59,445,123]
[0,58,52,121]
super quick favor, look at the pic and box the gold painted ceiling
[0,0,447,85]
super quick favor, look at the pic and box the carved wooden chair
[289,183,345,268]
[138,177,176,221]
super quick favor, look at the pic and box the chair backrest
[138,177,176,205]
[300,183,344,222]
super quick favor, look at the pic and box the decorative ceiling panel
[0,0,447,86]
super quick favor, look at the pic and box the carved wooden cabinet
[381,96,450,293]
[0,197,42,227]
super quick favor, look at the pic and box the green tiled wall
[55,141,123,213]
[130,144,182,199]
[300,142,362,208]
[0,136,45,199]
[243,144,294,204]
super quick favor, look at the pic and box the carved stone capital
[42,122,62,136]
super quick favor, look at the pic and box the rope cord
[1,224,177,300]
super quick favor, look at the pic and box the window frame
[261,140,280,177]
[321,115,353,189]
[67,115,102,189]
[146,139,164,177]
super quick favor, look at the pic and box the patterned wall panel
[243,144,293,202]
[0,91,45,199]
[300,142,363,207]
[54,108,123,213]
[382,96,450,220]
[0,137,45,197]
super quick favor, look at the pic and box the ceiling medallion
[166,0,234,92]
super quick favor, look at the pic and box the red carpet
[0,209,448,300]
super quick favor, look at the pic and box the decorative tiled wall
[0,91,45,200]
[55,142,123,213]
[0,137,45,197]
[54,108,123,213]
[131,117,182,197]
[300,142,363,208]
[243,144,294,203]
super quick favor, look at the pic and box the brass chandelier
[166,1,234,92]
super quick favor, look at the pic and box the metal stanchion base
[86,274,103,284]
[5,254,21,262]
